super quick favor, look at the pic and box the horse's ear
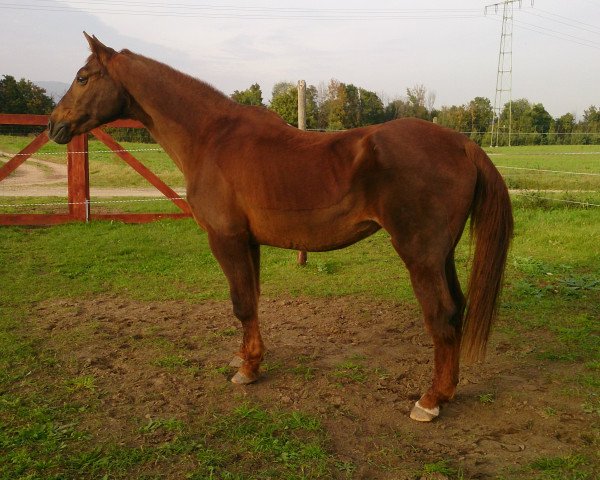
[83,31,116,66]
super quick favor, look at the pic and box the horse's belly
[249,209,381,252]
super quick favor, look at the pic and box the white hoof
[409,400,440,422]
[230,371,257,385]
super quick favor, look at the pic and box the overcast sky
[1,0,599,117]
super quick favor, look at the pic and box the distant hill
[34,81,70,102]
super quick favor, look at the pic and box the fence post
[296,80,308,266]
[67,133,90,221]
[297,80,306,132]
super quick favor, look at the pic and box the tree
[385,84,434,121]
[528,103,552,134]
[269,82,298,126]
[304,84,319,130]
[357,88,384,126]
[436,104,469,133]
[578,106,600,144]
[384,98,412,121]
[557,112,575,132]
[555,112,575,144]
[268,81,319,129]
[406,84,431,120]
[500,98,531,145]
[343,83,361,128]
[467,97,493,133]
[582,105,600,127]
[320,79,347,130]
[327,83,385,129]
[0,75,55,114]
[467,97,493,144]
[231,83,264,106]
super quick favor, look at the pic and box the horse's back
[215,118,378,211]
[212,116,479,213]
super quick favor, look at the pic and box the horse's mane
[103,48,288,129]
[115,49,236,110]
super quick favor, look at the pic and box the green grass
[1,402,331,479]
[0,322,334,480]
[0,142,599,478]
[139,418,184,434]
[484,145,600,191]
[2,205,597,305]
[0,134,184,188]
[421,459,463,478]
[0,208,597,477]
[526,454,593,480]
[331,359,368,384]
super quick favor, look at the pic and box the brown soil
[0,153,67,187]
[29,295,597,479]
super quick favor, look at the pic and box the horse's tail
[461,142,513,363]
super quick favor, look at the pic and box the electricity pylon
[485,0,534,147]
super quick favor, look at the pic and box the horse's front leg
[208,233,264,384]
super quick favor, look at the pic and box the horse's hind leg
[393,239,464,421]
[208,233,264,384]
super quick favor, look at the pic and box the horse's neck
[111,53,233,170]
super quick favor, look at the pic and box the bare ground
[27,295,598,479]
[0,154,67,188]
[0,152,185,197]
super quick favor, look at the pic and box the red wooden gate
[0,114,191,226]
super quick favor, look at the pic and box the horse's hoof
[409,400,440,422]
[229,355,244,368]
[231,371,258,385]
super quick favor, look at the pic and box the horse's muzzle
[47,120,72,144]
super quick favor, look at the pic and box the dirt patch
[0,152,184,197]
[0,153,67,186]
[29,295,597,478]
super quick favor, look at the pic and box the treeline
[0,75,55,114]
[0,75,57,136]
[235,80,600,146]
[2,74,599,146]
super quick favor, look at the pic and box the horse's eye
[76,76,88,85]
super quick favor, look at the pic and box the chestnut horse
[49,34,513,422]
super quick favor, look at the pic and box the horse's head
[48,33,129,144]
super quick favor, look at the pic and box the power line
[513,18,600,49]
[44,0,482,14]
[518,11,600,44]
[525,7,600,35]
[486,15,600,50]
[5,0,482,14]
[0,1,482,20]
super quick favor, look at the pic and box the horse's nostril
[47,121,71,144]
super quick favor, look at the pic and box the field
[0,138,599,479]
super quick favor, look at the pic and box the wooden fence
[0,114,192,226]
